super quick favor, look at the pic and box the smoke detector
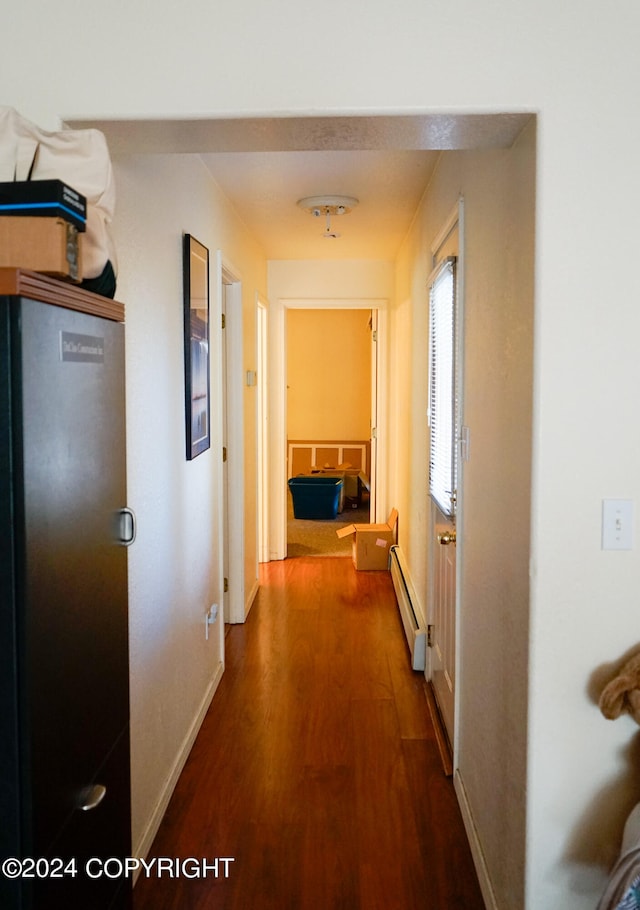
[297,195,359,239]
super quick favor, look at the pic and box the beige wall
[401,125,536,910]
[287,309,371,441]
[268,259,395,301]
[393,128,536,909]
[111,153,267,856]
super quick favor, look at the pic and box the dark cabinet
[0,270,132,909]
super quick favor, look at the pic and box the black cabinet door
[15,298,130,859]
[0,296,132,909]
[28,730,132,910]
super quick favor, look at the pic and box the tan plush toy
[599,652,640,725]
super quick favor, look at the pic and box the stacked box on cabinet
[0,179,87,229]
[0,180,86,282]
[0,216,82,282]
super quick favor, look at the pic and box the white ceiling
[200,148,440,259]
[69,113,532,261]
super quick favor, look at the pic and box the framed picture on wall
[183,233,210,459]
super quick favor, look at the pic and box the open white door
[428,202,463,750]
[432,514,457,741]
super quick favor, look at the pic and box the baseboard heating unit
[389,545,427,671]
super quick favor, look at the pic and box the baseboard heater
[389,545,427,671]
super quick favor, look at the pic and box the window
[428,256,458,519]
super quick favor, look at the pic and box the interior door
[428,210,461,750]
[432,513,457,746]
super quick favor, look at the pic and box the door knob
[437,530,456,545]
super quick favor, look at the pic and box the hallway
[133,556,484,909]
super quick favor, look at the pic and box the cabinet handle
[79,784,107,811]
[118,507,137,546]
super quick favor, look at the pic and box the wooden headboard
[287,440,370,478]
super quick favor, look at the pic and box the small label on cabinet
[60,331,105,363]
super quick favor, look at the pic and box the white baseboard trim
[454,769,498,910]
[245,577,260,618]
[132,659,224,870]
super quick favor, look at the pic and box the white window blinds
[429,257,458,518]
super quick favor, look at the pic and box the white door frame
[269,296,389,561]
[215,251,246,622]
[256,295,269,563]
[369,308,379,520]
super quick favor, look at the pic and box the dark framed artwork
[183,233,210,459]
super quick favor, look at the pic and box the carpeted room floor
[287,492,371,557]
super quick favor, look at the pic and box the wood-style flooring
[133,556,485,910]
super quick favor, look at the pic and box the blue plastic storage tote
[288,475,344,520]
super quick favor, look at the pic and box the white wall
[112,153,267,856]
[4,2,640,907]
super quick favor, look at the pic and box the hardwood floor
[133,557,485,910]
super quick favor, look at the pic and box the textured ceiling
[200,148,440,259]
[68,113,532,260]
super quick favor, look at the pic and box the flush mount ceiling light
[297,194,359,239]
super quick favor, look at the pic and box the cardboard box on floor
[336,508,398,570]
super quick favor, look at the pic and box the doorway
[269,297,388,562]
[285,307,372,557]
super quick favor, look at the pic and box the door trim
[215,251,245,623]
[269,297,388,561]
[256,295,269,563]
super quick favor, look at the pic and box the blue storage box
[288,475,344,519]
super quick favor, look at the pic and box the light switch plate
[602,499,633,550]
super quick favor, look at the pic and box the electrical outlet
[205,603,219,640]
